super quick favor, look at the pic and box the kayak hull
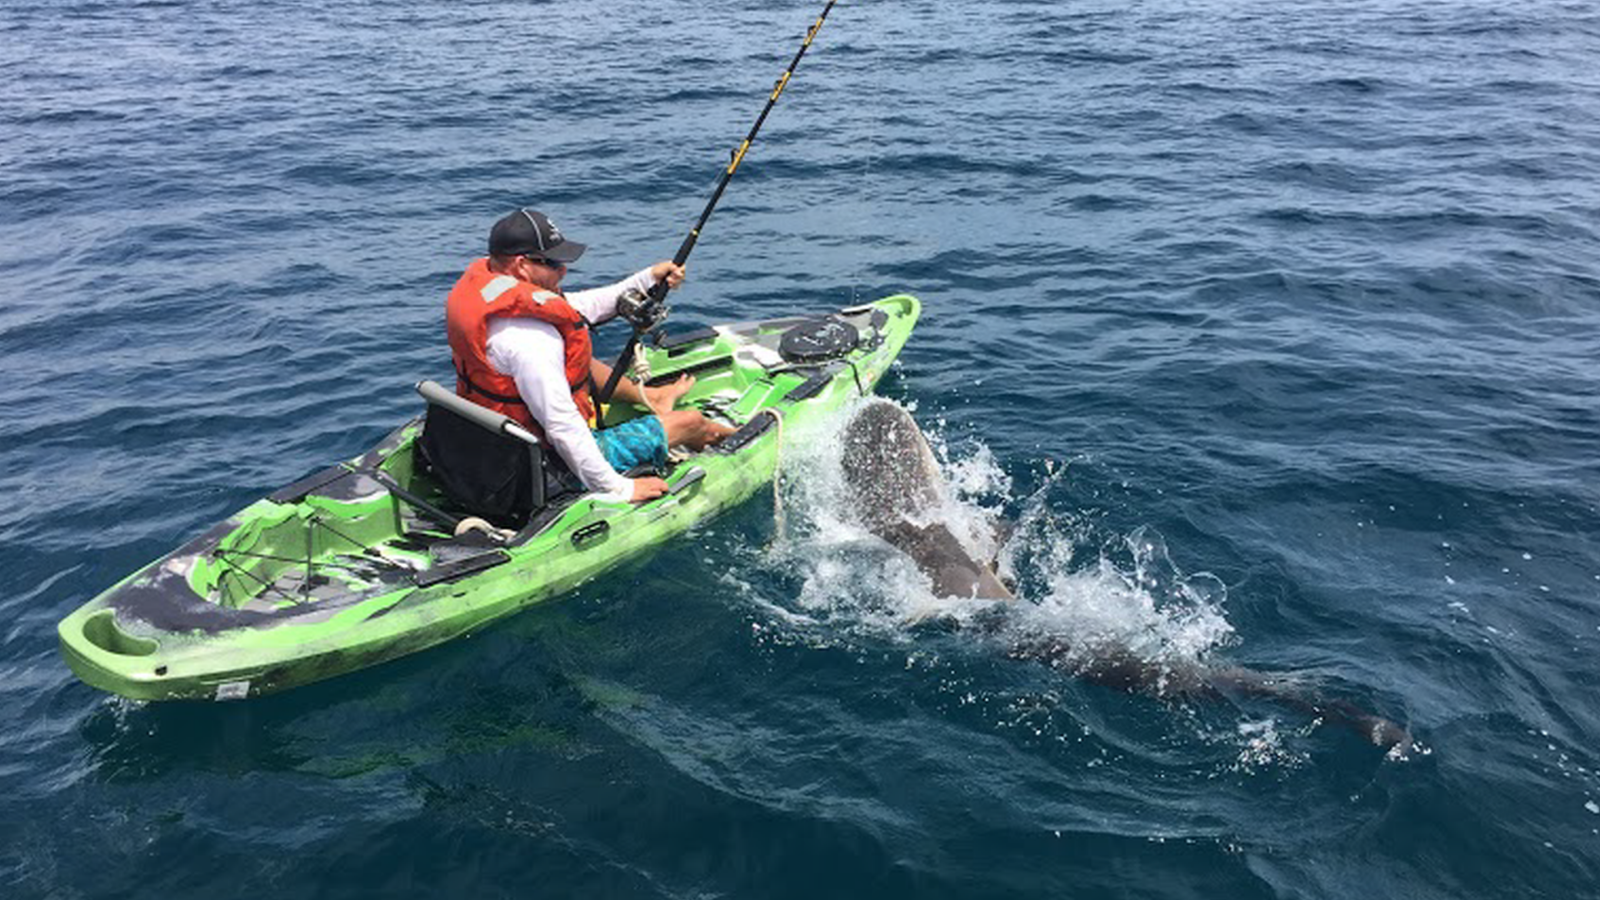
[58,296,919,701]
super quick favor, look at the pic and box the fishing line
[849,16,887,307]
[769,408,789,548]
[599,0,842,404]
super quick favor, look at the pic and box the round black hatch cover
[778,317,859,363]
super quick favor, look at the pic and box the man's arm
[564,262,685,324]
[486,318,664,503]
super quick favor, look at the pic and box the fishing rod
[599,0,841,404]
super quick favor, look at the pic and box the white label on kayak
[215,680,250,701]
[735,344,784,369]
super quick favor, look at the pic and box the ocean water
[3,0,1599,897]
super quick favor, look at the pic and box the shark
[836,400,1411,751]
[838,399,1015,601]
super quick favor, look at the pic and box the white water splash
[719,400,1412,771]
[762,398,1236,677]
[1227,718,1308,773]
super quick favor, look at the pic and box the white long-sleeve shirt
[485,267,660,504]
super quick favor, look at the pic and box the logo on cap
[493,207,586,262]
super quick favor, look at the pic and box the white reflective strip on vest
[480,275,519,304]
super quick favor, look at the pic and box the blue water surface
[2,1,1598,897]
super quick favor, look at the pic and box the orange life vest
[445,258,594,436]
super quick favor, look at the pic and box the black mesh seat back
[416,404,538,528]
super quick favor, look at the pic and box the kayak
[59,294,920,701]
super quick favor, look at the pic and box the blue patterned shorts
[594,415,669,472]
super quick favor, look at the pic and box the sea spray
[758,399,1237,678]
[738,401,1416,756]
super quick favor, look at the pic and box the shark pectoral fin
[970,565,1016,603]
[881,520,1016,602]
[984,546,1018,595]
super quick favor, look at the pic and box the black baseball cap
[488,208,587,263]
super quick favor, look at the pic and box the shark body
[837,401,1410,751]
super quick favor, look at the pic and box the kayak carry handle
[415,380,541,446]
[668,465,706,496]
[637,465,705,510]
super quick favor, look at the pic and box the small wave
[1309,76,1388,94]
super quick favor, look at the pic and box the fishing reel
[616,287,669,333]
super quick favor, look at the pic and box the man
[430,208,734,517]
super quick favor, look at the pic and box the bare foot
[660,409,738,450]
[644,373,695,415]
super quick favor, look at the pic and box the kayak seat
[415,404,582,530]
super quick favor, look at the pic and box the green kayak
[59,295,920,702]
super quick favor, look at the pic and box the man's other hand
[650,261,686,289]
[630,476,669,503]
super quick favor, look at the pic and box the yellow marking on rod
[727,140,751,174]
[771,71,792,101]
